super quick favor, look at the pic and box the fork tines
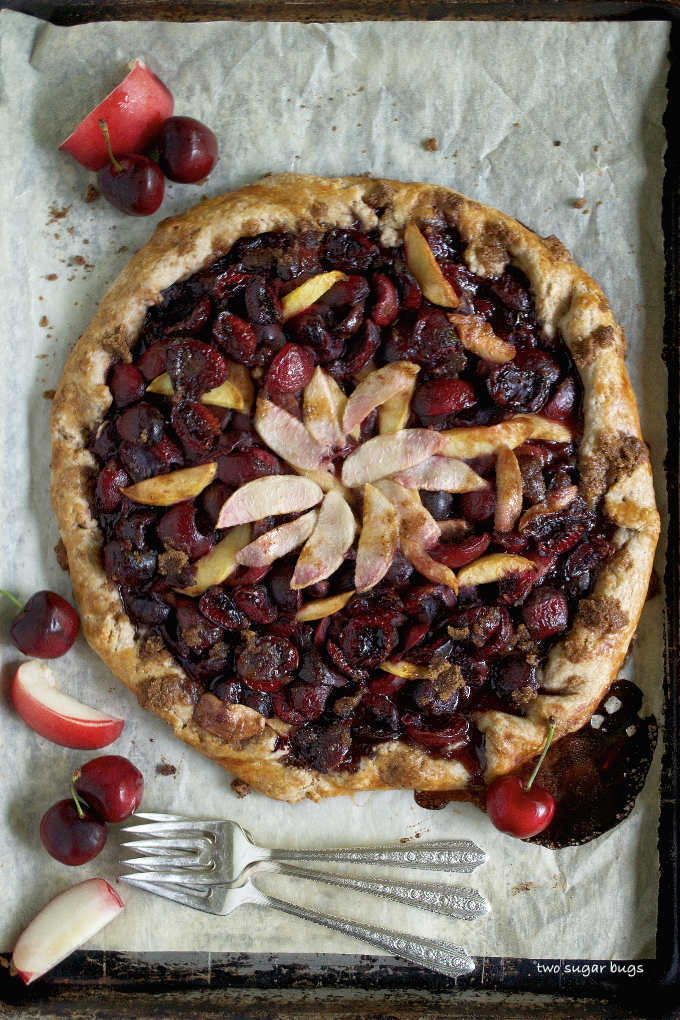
[121,812,218,871]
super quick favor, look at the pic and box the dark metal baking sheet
[0,2,678,1015]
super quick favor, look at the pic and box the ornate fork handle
[274,863,488,920]
[253,889,475,978]
[268,839,486,873]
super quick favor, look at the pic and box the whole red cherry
[2,589,80,658]
[97,119,164,216]
[73,755,144,823]
[40,792,107,866]
[157,116,218,183]
[486,719,556,838]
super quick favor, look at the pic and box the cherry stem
[0,589,24,611]
[524,717,556,792]
[99,119,123,174]
[69,776,86,821]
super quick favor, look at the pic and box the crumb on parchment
[46,204,71,225]
[54,539,69,570]
[511,881,535,895]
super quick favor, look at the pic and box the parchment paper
[0,12,669,964]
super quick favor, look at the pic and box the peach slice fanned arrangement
[111,349,563,600]
[78,200,628,797]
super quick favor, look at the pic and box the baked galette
[51,174,659,802]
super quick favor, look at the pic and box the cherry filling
[91,223,615,776]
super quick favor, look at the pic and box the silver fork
[120,813,488,921]
[121,866,476,978]
[118,813,486,977]
[121,813,487,873]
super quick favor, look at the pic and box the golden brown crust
[51,174,659,802]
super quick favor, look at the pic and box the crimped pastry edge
[50,173,660,802]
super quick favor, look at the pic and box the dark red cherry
[108,363,146,408]
[521,586,569,640]
[157,502,213,559]
[157,116,219,183]
[486,719,556,838]
[265,343,315,396]
[460,488,496,523]
[413,378,476,419]
[433,532,491,569]
[73,755,144,823]
[96,459,130,511]
[40,796,107,866]
[371,274,399,326]
[4,589,80,658]
[97,121,164,216]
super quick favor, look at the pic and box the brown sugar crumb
[564,635,591,664]
[511,881,535,895]
[45,273,58,281]
[430,661,465,700]
[334,691,363,717]
[513,623,536,654]
[231,778,251,798]
[512,686,538,706]
[423,137,439,152]
[54,539,69,571]
[572,197,587,209]
[208,641,230,661]
[117,245,129,254]
[139,634,164,660]
[39,315,49,328]
[581,431,647,505]
[156,762,177,776]
[576,595,629,634]
[47,203,71,225]
[69,254,94,270]
[183,626,207,650]
[607,434,647,483]
[447,624,470,642]
[100,325,132,361]
[572,324,623,369]
[43,389,56,400]
[85,185,100,204]
[592,324,623,352]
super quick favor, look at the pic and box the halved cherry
[432,532,491,569]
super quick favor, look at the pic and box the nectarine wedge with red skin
[12,879,124,985]
[59,59,173,171]
[12,660,124,750]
